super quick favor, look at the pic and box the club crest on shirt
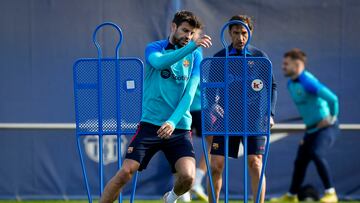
[183,59,190,68]
[127,147,134,154]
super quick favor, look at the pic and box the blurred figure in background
[272,48,339,203]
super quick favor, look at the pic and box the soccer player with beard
[99,10,212,203]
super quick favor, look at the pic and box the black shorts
[210,136,266,158]
[125,122,195,173]
[190,110,202,137]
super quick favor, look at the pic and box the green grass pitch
[0,200,359,203]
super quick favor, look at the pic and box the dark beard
[171,35,186,48]
[171,35,183,48]
[284,72,295,78]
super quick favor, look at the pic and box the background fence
[0,0,359,200]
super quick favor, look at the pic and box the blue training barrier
[73,22,143,203]
[201,20,272,203]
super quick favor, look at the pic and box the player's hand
[195,35,212,48]
[317,116,337,129]
[157,122,175,139]
[316,117,333,129]
[270,116,275,128]
[329,116,337,125]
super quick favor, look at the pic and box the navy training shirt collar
[165,38,188,50]
[165,39,176,50]
[228,44,251,56]
[292,69,306,82]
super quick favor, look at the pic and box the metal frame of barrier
[72,22,143,203]
[200,20,272,203]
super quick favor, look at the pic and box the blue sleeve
[191,48,202,77]
[318,86,339,116]
[166,50,202,128]
[248,45,268,58]
[299,73,323,94]
[145,41,198,70]
[300,73,339,116]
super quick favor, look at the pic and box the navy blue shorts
[125,122,195,173]
[210,136,266,158]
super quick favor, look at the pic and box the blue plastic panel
[74,58,143,135]
[201,57,272,137]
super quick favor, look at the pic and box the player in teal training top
[272,48,339,203]
[100,11,212,203]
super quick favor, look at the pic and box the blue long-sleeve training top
[288,70,339,132]
[141,39,202,130]
[190,48,203,112]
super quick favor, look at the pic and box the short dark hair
[172,10,203,29]
[229,15,253,31]
[284,48,307,64]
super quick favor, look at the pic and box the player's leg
[196,136,212,183]
[310,125,339,203]
[208,154,224,203]
[271,134,312,203]
[248,155,265,203]
[100,159,139,203]
[174,157,196,194]
[311,129,335,189]
[100,122,160,203]
[208,136,241,203]
[197,136,213,176]
[288,137,312,195]
[162,130,196,203]
[191,110,212,201]
[247,136,266,203]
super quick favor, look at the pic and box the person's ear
[171,23,177,33]
[295,60,302,70]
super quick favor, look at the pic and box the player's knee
[178,172,195,188]
[310,150,325,163]
[294,155,308,167]
[211,157,224,177]
[115,166,135,184]
[248,155,262,174]
[116,169,132,182]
